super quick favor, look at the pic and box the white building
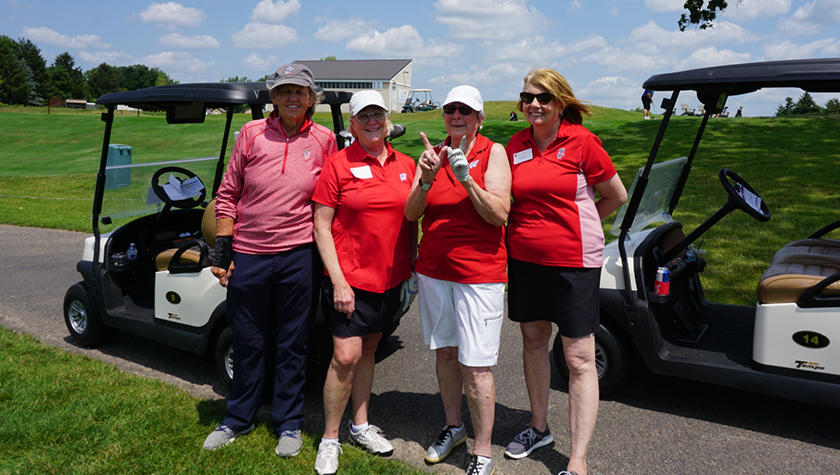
[294,59,413,113]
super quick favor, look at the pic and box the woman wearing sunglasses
[405,85,511,475]
[503,69,627,475]
[312,90,417,475]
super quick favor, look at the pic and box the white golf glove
[447,136,471,182]
[399,272,418,313]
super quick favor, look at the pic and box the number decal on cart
[792,331,829,349]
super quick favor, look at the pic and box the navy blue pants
[222,243,321,435]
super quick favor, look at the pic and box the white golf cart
[63,82,408,388]
[554,58,840,408]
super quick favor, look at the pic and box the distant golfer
[641,88,654,119]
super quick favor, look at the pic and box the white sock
[321,437,339,444]
[351,422,369,433]
[476,455,492,464]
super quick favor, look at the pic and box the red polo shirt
[414,134,508,284]
[312,141,416,293]
[506,120,616,268]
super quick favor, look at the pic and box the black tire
[553,321,632,397]
[215,326,234,390]
[63,282,118,346]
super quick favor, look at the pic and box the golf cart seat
[771,238,840,263]
[756,254,840,304]
[154,199,217,272]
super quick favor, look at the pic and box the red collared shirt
[506,120,617,268]
[312,141,416,293]
[415,134,508,284]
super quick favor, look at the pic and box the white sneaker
[314,439,342,475]
[425,424,467,463]
[347,421,394,456]
[465,455,495,475]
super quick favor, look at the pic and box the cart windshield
[610,156,687,237]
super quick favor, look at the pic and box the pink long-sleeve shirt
[215,112,337,254]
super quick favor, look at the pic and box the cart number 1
[792,331,830,349]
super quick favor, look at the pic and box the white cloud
[625,20,759,51]
[313,16,377,42]
[142,51,214,72]
[345,25,463,58]
[674,47,753,70]
[779,0,840,33]
[250,0,301,24]
[721,0,791,21]
[433,0,550,41]
[158,33,220,49]
[21,26,109,49]
[763,38,840,60]
[569,1,583,14]
[644,0,684,13]
[78,50,132,65]
[491,34,607,64]
[579,76,641,110]
[241,52,280,72]
[428,62,522,88]
[139,2,206,28]
[231,23,298,49]
[582,46,661,73]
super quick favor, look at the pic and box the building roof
[294,59,412,81]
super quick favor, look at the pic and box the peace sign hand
[418,132,444,184]
[447,136,471,182]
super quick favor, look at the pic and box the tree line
[776,92,840,117]
[0,35,176,106]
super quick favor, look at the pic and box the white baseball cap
[349,90,387,117]
[442,85,483,114]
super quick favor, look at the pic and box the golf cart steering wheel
[151,166,206,209]
[719,168,770,222]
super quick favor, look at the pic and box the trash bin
[105,144,131,190]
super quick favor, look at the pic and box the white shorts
[417,273,505,367]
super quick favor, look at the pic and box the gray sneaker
[465,455,495,475]
[504,426,554,459]
[425,424,467,463]
[202,423,254,450]
[314,439,342,475]
[347,421,394,456]
[275,429,303,457]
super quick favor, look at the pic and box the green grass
[0,327,422,475]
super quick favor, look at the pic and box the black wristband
[213,235,233,270]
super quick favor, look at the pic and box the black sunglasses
[442,104,475,115]
[519,92,553,105]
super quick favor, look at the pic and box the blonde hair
[517,68,591,124]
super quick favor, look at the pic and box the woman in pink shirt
[203,64,337,458]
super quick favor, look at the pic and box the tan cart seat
[757,254,840,304]
[155,199,217,271]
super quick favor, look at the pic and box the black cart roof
[643,57,840,97]
[96,82,351,110]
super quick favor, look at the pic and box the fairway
[1,106,839,307]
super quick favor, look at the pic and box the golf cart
[401,89,439,113]
[554,58,840,408]
[62,82,409,389]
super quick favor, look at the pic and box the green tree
[775,97,794,117]
[119,64,159,91]
[219,76,252,82]
[86,63,122,99]
[14,38,51,105]
[825,98,840,115]
[153,68,177,86]
[0,35,32,104]
[679,0,743,31]
[47,52,88,100]
[792,92,822,115]
[321,55,337,61]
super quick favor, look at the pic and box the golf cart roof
[97,81,351,112]
[643,57,840,97]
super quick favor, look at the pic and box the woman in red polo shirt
[405,85,510,475]
[503,69,627,475]
[311,90,416,475]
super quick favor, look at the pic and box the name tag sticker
[513,149,533,165]
[350,166,372,179]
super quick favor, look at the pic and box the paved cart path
[2,223,839,474]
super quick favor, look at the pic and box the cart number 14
[792,331,830,349]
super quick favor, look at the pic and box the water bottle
[686,244,697,263]
[127,243,138,260]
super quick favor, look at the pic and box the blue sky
[3,0,840,117]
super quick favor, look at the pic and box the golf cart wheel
[63,283,118,346]
[553,321,632,397]
[215,326,234,390]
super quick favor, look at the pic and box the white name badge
[350,166,373,179]
[513,149,533,165]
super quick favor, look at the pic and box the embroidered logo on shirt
[557,148,566,160]
[304,150,311,159]
[469,160,479,169]
[400,173,407,181]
